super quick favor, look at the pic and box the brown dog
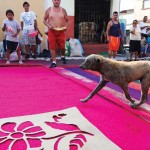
[79,54,150,108]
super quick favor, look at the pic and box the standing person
[100,20,107,43]
[43,0,69,68]
[129,20,141,61]
[106,11,124,59]
[139,16,150,39]
[2,9,23,64]
[20,1,37,59]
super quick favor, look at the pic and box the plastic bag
[69,38,84,57]
[10,52,18,61]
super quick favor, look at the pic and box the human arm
[32,12,37,30]
[140,26,148,30]
[139,22,148,30]
[119,24,124,42]
[43,8,52,29]
[37,27,43,37]
[106,21,111,42]
[20,13,24,30]
[130,26,135,34]
[12,29,20,37]
[63,9,69,30]
[20,21,23,30]
[2,22,7,32]
[34,19,37,30]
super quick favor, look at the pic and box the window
[143,0,150,9]
[120,0,135,12]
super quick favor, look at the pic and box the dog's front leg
[80,79,108,102]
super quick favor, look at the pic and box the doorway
[75,0,111,43]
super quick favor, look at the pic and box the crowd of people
[1,0,150,67]
[106,12,150,60]
[1,0,69,68]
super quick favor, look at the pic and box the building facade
[119,0,150,44]
[120,0,150,30]
[1,0,148,45]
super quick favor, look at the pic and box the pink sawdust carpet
[0,65,150,149]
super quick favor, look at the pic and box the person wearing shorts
[20,1,37,59]
[106,11,124,59]
[48,29,65,53]
[2,9,23,64]
[43,0,69,68]
[129,20,141,61]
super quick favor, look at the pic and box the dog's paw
[129,103,138,109]
[80,98,89,103]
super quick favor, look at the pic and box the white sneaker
[45,58,51,61]
[19,60,23,64]
[6,60,10,64]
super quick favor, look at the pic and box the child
[140,33,147,57]
[2,9,23,64]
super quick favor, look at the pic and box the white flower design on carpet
[0,107,120,150]
[0,121,45,149]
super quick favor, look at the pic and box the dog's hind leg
[121,84,135,104]
[80,79,108,102]
[130,78,149,108]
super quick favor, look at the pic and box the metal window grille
[75,0,110,43]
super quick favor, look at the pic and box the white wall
[120,0,150,29]
[110,0,120,16]
[120,0,135,11]
[44,0,74,16]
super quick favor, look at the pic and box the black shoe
[61,57,66,64]
[50,63,57,68]
[25,54,30,59]
[32,54,37,59]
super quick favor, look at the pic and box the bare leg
[108,50,113,58]
[113,52,117,59]
[80,79,109,102]
[130,52,133,60]
[135,51,138,60]
[17,50,21,61]
[51,50,56,62]
[60,48,66,64]
[31,45,37,57]
[6,50,10,61]
[60,48,65,57]
[25,45,30,54]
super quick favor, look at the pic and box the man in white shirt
[130,20,141,61]
[139,16,150,38]
[20,1,37,59]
